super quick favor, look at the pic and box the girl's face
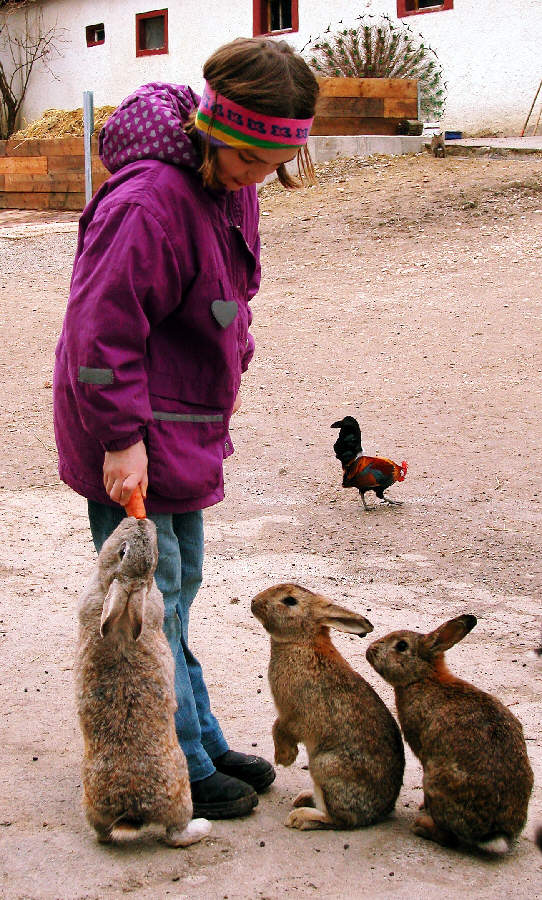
[215,146,297,191]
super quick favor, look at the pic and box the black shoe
[191,770,258,819]
[213,750,276,793]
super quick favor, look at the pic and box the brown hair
[185,37,319,190]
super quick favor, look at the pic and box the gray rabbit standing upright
[74,516,211,846]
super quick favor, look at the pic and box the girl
[53,37,319,820]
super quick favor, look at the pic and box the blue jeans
[88,501,228,780]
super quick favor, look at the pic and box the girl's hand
[103,440,148,506]
[232,391,242,414]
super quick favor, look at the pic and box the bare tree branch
[0,5,67,138]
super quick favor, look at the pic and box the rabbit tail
[476,835,510,855]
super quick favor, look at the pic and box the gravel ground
[0,151,541,899]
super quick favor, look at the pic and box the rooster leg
[381,494,403,507]
[360,492,375,511]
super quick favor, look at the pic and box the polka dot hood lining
[99,82,201,174]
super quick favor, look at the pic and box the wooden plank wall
[0,136,109,210]
[0,78,419,209]
[312,77,418,136]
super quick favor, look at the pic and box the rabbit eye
[395,640,408,652]
[118,543,128,561]
[282,595,298,607]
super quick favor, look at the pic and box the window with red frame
[253,0,299,36]
[86,23,105,47]
[136,9,168,57]
[397,0,453,16]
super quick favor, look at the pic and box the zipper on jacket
[225,192,256,266]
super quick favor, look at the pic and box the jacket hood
[99,82,201,174]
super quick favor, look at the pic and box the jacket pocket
[147,393,226,501]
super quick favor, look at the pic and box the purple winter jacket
[53,83,260,513]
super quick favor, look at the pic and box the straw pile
[11,106,117,140]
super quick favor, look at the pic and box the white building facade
[2,0,541,135]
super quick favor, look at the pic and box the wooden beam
[0,156,48,174]
[383,99,419,118]
[3,173,85,192]
[316,97,385,117]
[0,191,86,210]
[46,155,108,175]
[310,117,404,136]
[38,137,86,156]
[317,77,418,100]
[5,138,42,156]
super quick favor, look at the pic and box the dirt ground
[1,150,541,899]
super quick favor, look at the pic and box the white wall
[2,0,541,135]
[292,0,542,135]
[3,0,253,125]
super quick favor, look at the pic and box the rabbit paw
[273,720,298,766]
[165,818,212,847]
[286,808,332,830]
[274,742,298,767]
[413,813,455,847]
[292,790,315,809]
[95,826,113,844]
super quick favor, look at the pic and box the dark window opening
[136,9,168,57]
[86,23,105,47]
[270,0,291,31]
[397,0,453,15]
[253,1,299,36]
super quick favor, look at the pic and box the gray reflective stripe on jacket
[78,366,114,384]
[153,411,223,423]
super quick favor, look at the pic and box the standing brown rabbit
[75,516,211,846]
[251,584,405,830]
[366,614,533,853]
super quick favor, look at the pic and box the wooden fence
[0,78,419,210]
[0,136,109,210]
[312,77,419,136]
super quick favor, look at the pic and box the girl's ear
[320,603,373,636]
[421,614,477,657]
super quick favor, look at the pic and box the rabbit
[366,614,534,853]
[74,515,211,847]
[430,133,446,157]
[251,583,405,830]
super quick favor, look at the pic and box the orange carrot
[124,485,146,519]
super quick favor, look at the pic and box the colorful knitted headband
[194,82,314,150]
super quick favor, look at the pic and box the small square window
[397,0,453,16]
[86,23,105,47]
[136,9,168,57]
[253,1,299,36]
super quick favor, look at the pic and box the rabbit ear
[320,603,373,636]
[100,581,147,640]
[421,614,477,656]
[126,586,146,641]
[100,579,128,637]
